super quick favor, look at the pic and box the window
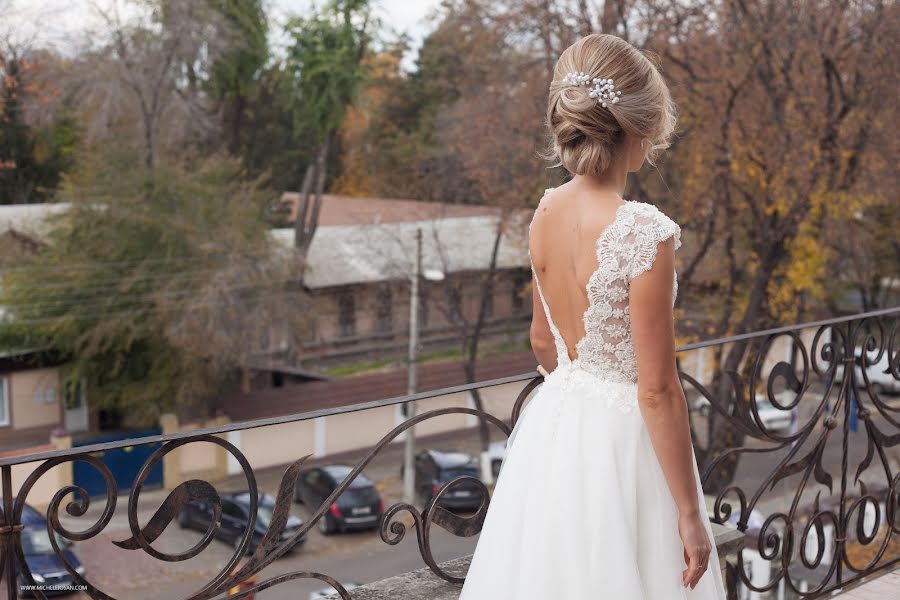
[0,378,8,426]
[449,284,463,323]
[64,378,85,411]
[337,291,356,338]
[375,286,392,333]
[35,387,56,405]
[257,326,271,352]
[483,287,494,320]
[511,275,527,314]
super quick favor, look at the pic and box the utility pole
[402,228,423,505]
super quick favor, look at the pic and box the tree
[0,150,309,425]
[284,0,375,256]
[642,0,898,490]
[238,63,312,192]
[0,46,77,204]
[81,0,237,171]
[824,196,900,312]
[328,45,406,196]
[206,0,269,155]
[336,2,489,203]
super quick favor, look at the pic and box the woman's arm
[629,236,711,589]
[530,278,558,374]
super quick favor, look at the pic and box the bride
[458,34,727,599]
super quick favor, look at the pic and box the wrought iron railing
[0,306,897,599]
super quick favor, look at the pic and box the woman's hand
[536,364,549,377]
[678,510,712,590]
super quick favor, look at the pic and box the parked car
[689,395,714,416]
[19,504,85,597]
[835,346,900,395]
[178,492,306,554]
[726,506,768,531]
[308,582,363,599]
[412,449,483,511]
[486,440,508,479]
[294,465,384,535]
[751,394,794,432]
[691,392,795,431]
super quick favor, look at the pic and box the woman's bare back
[527,184,682,385]
[528,185,628,361]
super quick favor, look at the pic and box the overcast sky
[3,0,442,71]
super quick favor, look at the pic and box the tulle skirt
[458,363,727,599]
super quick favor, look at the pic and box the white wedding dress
[458,189,727,599]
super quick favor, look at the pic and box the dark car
[178,492,306,554]
[412,450,483,511]
[18,504,85,597]
[294,465,384,535]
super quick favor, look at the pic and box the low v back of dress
[529,186,680,386]
[457,187,727,600]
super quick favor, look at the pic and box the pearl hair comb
[562,71,622,108]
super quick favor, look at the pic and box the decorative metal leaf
[855,433,876,484]
[247,453,313,558]
[113,479,218,549]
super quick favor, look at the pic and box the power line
[3,263,302,296]
[1,246,295,274]
[0,275,308,313]
[2,288,310,327]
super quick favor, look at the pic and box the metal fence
[0,306,897,599]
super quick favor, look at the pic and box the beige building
[0,206,93,449]
[0,349,90,451]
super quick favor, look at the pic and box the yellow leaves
[785,235,828,296]
[329,164,373,196]
[728,156,767,192]
[845,536,900,566]
[330,105,375,195]
[763,192,796,218]
[339,103,369,137]
[766,227,830,321]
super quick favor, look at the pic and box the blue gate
[73,429,163,497]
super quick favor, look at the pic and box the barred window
[449,283,463,323]
[483,284,494,320]
[375,286,393,333]
[338,292,356,338]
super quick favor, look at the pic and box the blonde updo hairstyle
[542,34,677,176]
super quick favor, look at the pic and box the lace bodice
[529,187,681,385]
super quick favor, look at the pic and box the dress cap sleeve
[627,204,682,280]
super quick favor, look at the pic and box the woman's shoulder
[528,187,558,230]
[622,200,682,250]
[623,199,679,224]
